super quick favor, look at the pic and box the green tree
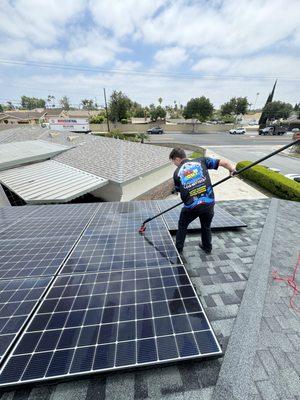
[158,97,163,105]
[108,91,132,122]
[262,101,293,121]
[183,97,214,122]
[21,96,45,110]
[0,104,3,112]
[130,101,145,118]
[6,101,15,110]
[149,105,166,122]
[59,96,70,110]
[259,80,277,127]
[47,94,55,108]
[81,99,97,110]
[221,97,249,116]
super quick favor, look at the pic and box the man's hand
[230,169,237,177]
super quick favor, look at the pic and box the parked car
[147,127,164,134]
[285,173,300,183]
[258,125,287,136]
[229,127,246,134]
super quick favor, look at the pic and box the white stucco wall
[120,163,175,201]
[91,163,175,202]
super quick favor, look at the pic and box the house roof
[0,160,108,204]
[44,108,63,116]
[0,198,298,399]
[0,140,71,171]
[64,110,99,118]
[1,111,46,120]
[0,127,172,184]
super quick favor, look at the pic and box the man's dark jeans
[176,205,214,253]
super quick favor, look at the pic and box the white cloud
[88,0,165,38]
[65,30,127,66]
[153,47,188,70]
[140,0,300,56]
[192,55,300,79]
[0,0,86,46]
[0,0,299,108]
[5,67,299,110]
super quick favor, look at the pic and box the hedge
[236,161,300,202]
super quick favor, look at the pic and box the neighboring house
[0,126,173,203]
[62,110,100,119]
[43,108,63,122]
[0,110,46,124]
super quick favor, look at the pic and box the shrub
[90,115,105,124]
[121,118,128,124]
[236,161,300,201]
[189,150,205,158]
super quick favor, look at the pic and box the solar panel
[26,203,98,219]
[0,267,221,387]
[156,200,247,231]
[0,218,92,241]
[0,236,80,280]
[0,200,222,388]
[0,276,51,362]
[0,206,41,233]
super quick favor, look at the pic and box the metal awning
[0,160,108,204]
[0,140,71,170]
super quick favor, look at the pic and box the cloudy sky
[0,0,300,109]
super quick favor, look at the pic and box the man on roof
[169,147,236,255]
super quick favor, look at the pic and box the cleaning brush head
[139,224,146,234]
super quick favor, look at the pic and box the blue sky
[0,0,299,109]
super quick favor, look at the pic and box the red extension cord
[272,253,300,315]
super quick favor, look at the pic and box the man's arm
[219,159,237,176]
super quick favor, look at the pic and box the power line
[1,58,300,82]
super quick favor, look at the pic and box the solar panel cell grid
[156,200,246,231]
[25,203,98,219]
[0,267,221,386]
[0,277,51,362]
[62,229,180,275]
[0,219,92,240]
[0,237,80,280]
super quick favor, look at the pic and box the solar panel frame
[156,200,247,231]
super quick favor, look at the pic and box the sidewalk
[167,148,268,201]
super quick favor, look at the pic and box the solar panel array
[156,200,247,231]
[0,200,230,388]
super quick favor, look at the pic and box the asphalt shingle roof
[1,198,298,400]
[0,127,171,183]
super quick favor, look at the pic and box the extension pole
[139,138,300,233]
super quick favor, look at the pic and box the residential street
[150,132,299,175]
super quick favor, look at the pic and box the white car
[229,127,246,135]
[285,174,300,183]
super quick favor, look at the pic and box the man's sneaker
[199,244,212,254]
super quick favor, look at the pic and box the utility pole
[103,88,110,132]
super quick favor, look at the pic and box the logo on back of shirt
[178,162,206,189]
